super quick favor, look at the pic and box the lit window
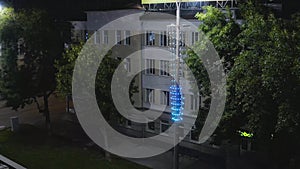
[160,91,170,106]
[116,30,122,45]
[125,31,131,45]
[145,88,155,104]
[103,30,109,44]
[146,31,155,46]
[146,59,156,75]
[160,60,170,76]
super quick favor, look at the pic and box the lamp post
[170,1,182,169]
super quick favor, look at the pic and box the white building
[71,2,236,154]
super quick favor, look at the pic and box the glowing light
[238,130,254,138]
[170,84,184,122]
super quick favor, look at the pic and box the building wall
[74,9,209,145]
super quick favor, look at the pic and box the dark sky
[4,0,299,20]
[11,0,141,20]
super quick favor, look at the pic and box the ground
[0,125,149,169]
[0,95,149,169]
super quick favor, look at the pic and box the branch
[46,90,54,98]
[32,96,43,113]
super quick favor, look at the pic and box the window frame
[160,90,170,106]
[124,30,131,45]
[159,60,170,76]
[103,30,109,44]
[145,59,156,75]
[145,88,155,104]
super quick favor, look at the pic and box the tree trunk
[43,92,51,134]
[105,151,111,162]
[103,128,111,161]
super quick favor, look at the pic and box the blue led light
[170,84,183,122]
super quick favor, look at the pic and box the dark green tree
[55,42,138,160]
[185,5,241,138]
[223,2,300,166]
[186,3,300,167]
[0,8,64,131]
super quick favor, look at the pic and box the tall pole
[173,1,181,169]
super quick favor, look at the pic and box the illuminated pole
[170,1,182,169]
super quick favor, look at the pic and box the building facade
[70,2,236,159]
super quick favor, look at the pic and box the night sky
[11,0,141,20]
[2,0,300,20]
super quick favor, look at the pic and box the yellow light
[238,130,254,138]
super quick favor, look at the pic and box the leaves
[0,8,64,110]
[188,3,300,162]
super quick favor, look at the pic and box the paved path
[128,151,222,169]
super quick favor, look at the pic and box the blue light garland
[170,82,184,122]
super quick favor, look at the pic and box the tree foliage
[186,3,300,166]
[55,43,128,121]
[225,3,300,164]
[0,8,65,130]
[185,5,241,135]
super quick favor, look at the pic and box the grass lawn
[0,125,149,169]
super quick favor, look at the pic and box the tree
[195,6,241,72]
[185,6,241,139]
[186,3,300,167]
[55,42,138,160]
[223,2,300,166]
[55,43,121,121]
[0,8,64,131]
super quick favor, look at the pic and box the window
[159,31,167,46]
[17,38,25,59]
[116,30,122,45]
[85,31,89,41]
[190,125,199,142]
[192,32,199,45]
[103,30,109,44]
[180,32,186,47]
[146,31,155,46]
[160,91,170,106]
[182,94,186,109]
[95,31,101,44]
[126,120,132,128]
[160,60,170,76]
[147,119,155,132]
[160,120,170,134]
[145,88,155,104]
[124,58,131,72]
[190,95,199,110]
[146,59,156,75]
[125,31,131,45]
